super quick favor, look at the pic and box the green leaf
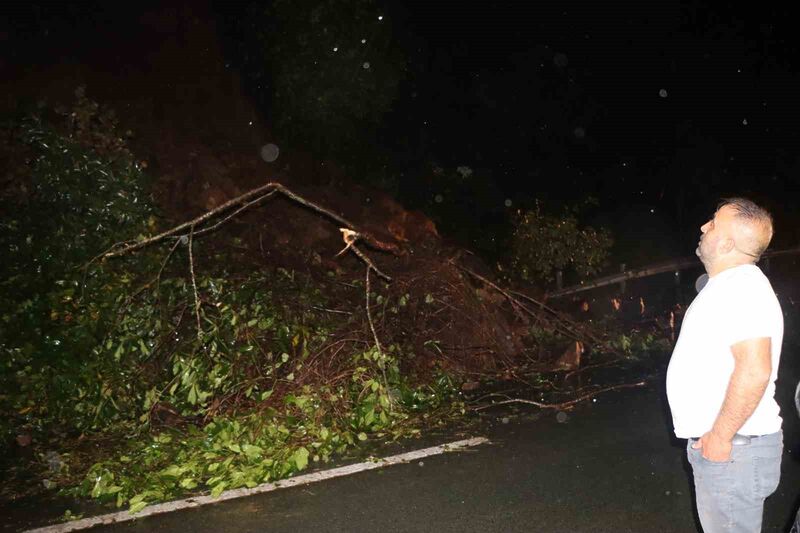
[242,444,263,459]
[161,465,184,478]
[291,447,309,471]
[180,478,198,490]
[379,394,390,410]
[210,482,227,498]
[188,385,197,405]
[226,443,242,454]
[364,409,375,426]
[206,475,223,486]
[129,501,147,514]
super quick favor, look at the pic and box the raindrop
[361,38,366,44]
[378,15,383,21]
[659,88,668,98]
[434,194,443,203]
[742,118,748,125]
[260,143,280,163]
[553,52,568,67]
[504,199,512,207]
[333,47,338,52]
[362,62,370,69]
[573,126,586,139]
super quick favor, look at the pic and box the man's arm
[693,337,772,462]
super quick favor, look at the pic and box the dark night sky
[380,1,800,255]
[388,2,800,182]
[3,0,800,256]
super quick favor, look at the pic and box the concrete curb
[27,436,490,532]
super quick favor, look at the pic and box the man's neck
[706,259,754,278]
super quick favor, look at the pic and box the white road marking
[27,436,489,533]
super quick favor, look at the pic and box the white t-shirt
[666,264,783,439]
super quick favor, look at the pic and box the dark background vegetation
[4,0,800,268]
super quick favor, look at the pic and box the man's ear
[719,237,735,254]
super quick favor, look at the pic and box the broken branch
[472,381,646,411]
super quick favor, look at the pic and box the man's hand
[692,430,733,462]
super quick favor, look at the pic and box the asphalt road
[90,380,800,533]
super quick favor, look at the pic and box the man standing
[666,198,784,533]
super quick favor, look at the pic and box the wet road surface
[89,381,800,533]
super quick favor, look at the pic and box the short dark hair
[718,197,773,257]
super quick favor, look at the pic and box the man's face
[696,205,737,264]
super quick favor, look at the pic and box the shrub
[509,202,612,283]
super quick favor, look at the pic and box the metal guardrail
[546,246,800,299]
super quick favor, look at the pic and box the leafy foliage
[509,202,613,283]
[74,347,457,510]
[1,89,156,442]
[0,91,463,512]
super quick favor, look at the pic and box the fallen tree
[0,92,663,512]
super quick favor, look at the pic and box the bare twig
[472,380,646,411]
[188,225,202,342]
[155,238,183,294]
[192,191,277,238]
[365,265,391,404]
[310,305,352,315]
[507,288,605,346]
[453,262,591,342]
[564,357,624,380]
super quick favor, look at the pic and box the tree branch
[101,182,400,259]
[472,381,646,411]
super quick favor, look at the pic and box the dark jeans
[791,509,800,533]
[686,431,782,533]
